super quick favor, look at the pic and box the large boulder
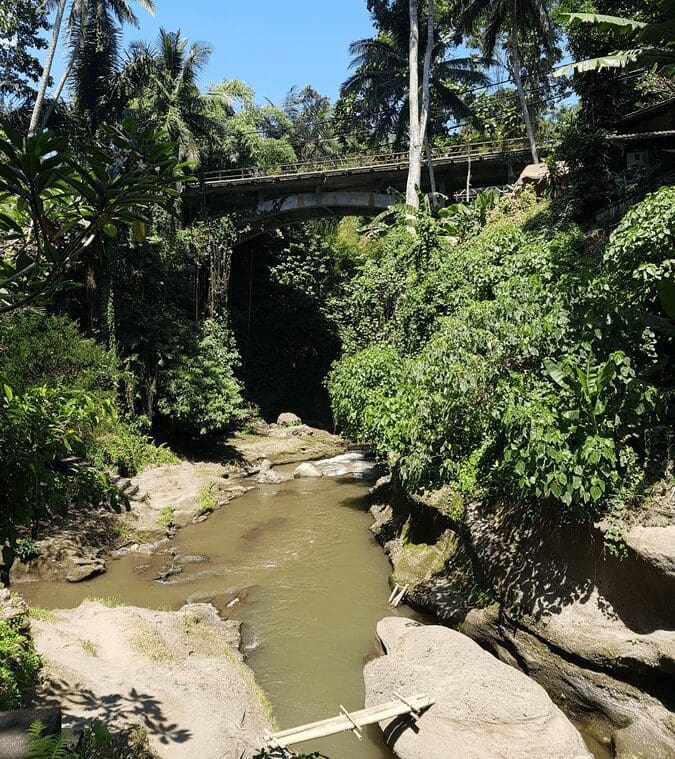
[31,600,272,758]
[364,617,591,759]
[276,412,302,427]
[293,462,323,479]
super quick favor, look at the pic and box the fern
[27,721,74,759]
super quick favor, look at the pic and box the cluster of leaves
[27,720,156,759]
[0,309,119,393]
[157,318,246,436]
[0,605,41,710]
[329,187,672,523]
[89,415,178,477]
[0,383,126,554]
[0,118,186,313]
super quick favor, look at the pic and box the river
[18,460,416,759]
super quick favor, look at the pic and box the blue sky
[50,0,377,105]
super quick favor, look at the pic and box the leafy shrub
[0,382,126,580]
[0,607,41,710]
[329,190,669,523]
[493,351,657,518]
[0,310,119,394]
[90,417,178,477]
[157,319,246,436]
[328,343,410,455]
[27,720,156,758]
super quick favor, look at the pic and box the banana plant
[555,0,675,78]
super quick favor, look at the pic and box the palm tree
[130,29,214,162]
[283,86,339,162]
[342,19,488,147]
[29,0,68,134]
[458,0,555,163]
[29,0,155,133]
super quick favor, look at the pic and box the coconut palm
[29,0,155,133]
[458,0,555,163]
[341,20,488,147]
[129,29,214,162]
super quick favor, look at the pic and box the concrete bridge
[185,137,540,239]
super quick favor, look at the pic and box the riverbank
[10,419,347,586]
[368,473,675,759]
[7,429,416,758]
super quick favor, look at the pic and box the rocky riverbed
[10,419,347,586]
[368,473,675,759]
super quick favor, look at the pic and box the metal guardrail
[200,137,534,186]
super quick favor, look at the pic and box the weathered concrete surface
[364,617,591,759]
[31,600,272,759]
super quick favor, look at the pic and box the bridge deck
[198,137,534,192]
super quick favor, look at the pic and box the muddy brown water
[18,467,417,758]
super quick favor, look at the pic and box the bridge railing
[200,137,533,186]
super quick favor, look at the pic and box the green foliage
[198,484,217,515]
[90,416,178,477]
[157,319,246,436]
[156,507,174,529]
[0,608,41,710]
[0,309,119,394]
[495,351,656,518]
[0,119,186,313]
[0,383,127,556]
[328,344,409,454]
[27,719,154,759]
[329,189,670,523]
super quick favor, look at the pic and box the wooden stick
[267,694,434,748]
[388,584,400,604]
[339,705,363,740]
[393,584,409,607]
[393,691,420,716]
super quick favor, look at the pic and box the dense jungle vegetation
[0,0,674,737]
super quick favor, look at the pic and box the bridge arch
[237,190,395,242]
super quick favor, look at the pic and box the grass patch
[129,621,175,662]
[81,639,97,656]
[198,484,217,516]
[87,596,124,608]
[0,617,41,709]
[28,607,56,622]
[157,506,175,529]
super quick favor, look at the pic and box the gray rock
[0,707,62,759]
[276,412,302,426]
[175,554,207,565]
[625,524,675,578]
[256,459,291,484]
[65,557,105,583]
[364,617,591,759]
[293,462,323,479]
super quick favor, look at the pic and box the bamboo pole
[268,694,434,748]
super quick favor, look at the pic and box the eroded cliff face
[369,474,675,759]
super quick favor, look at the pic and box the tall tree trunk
[406,0,435,209]
[29,0,68,136]
[424,135,437,209]
[39,47,77,131]
[509,22,539,164]
[465,137,472,202]
[406,0,422,208]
